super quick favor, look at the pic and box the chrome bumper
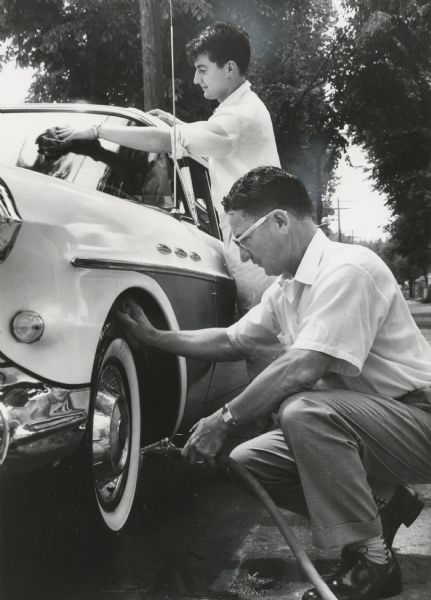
[0,359,90,474]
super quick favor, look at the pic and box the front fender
[1,262,186,386]
[0,270,190,473]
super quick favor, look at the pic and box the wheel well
[110,288,181,445]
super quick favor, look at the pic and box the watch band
[221,403,239,427]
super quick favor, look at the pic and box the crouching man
[118,166,431,600]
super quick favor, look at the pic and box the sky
[0,59,392,241]
[0,59,34,103]
[329,145,391,241]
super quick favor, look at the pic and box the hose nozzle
[141,437,182,457]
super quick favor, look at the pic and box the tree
[0,0,144,105]
[140,0,163,109]
[357,236,421,294]
[0,0,214,105]
[332,0,431,277]
[0,0,346,225]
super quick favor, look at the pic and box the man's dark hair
[222,166,314,218]
[186,22,251,75]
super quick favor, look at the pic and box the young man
[117,166,431,600]
[57,22,280,314]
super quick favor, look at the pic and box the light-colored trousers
[230,390,431,550]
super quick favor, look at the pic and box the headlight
[11,311,44,343]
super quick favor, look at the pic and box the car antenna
[169,0,177,204]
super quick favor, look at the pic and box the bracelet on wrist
[92,124,101,139]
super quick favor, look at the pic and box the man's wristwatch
[221,403,239,427]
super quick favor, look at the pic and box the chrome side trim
[70,256,233,283]
[18,412,87,435]
[0,402,10,465]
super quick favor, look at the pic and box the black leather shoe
[302,549,402,600]
[380,485,424,547]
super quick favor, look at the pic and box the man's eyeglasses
[232,210,287,250]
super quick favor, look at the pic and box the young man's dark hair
[186,21,251,75]
[222,166,314,218]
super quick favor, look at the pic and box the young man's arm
[116,299,244,362]
[56,118,233,158]
[57,125,171,153]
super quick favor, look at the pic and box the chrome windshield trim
[0,178,22,224]
[70,257,233,283]
[0,178,23,263]
[0,401,10,465]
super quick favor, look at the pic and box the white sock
[347,535,390,565]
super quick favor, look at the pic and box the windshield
[0,111,176,208]
[0,110,216,236]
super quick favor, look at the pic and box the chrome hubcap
[92,361,131,509]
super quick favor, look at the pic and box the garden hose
[218,454,338,600]
[144,439,338,600]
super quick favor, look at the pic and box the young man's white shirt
[172,81,281,313]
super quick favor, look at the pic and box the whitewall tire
[91,336,141,532]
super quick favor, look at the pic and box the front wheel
[90,328,142,532]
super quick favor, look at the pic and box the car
[0,103,247,534]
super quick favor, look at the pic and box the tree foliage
[0,0,344,223]
[0,0,142,104]
[333,0,431,279]
[2,0,429,277]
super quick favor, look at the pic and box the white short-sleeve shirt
[172,80,281,313]
[227,229,431,398]
[172,80,280,212]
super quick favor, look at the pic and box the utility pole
[334,197,351,242]
[139,0,164,110]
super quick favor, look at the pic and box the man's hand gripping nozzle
[141,438,182,458]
